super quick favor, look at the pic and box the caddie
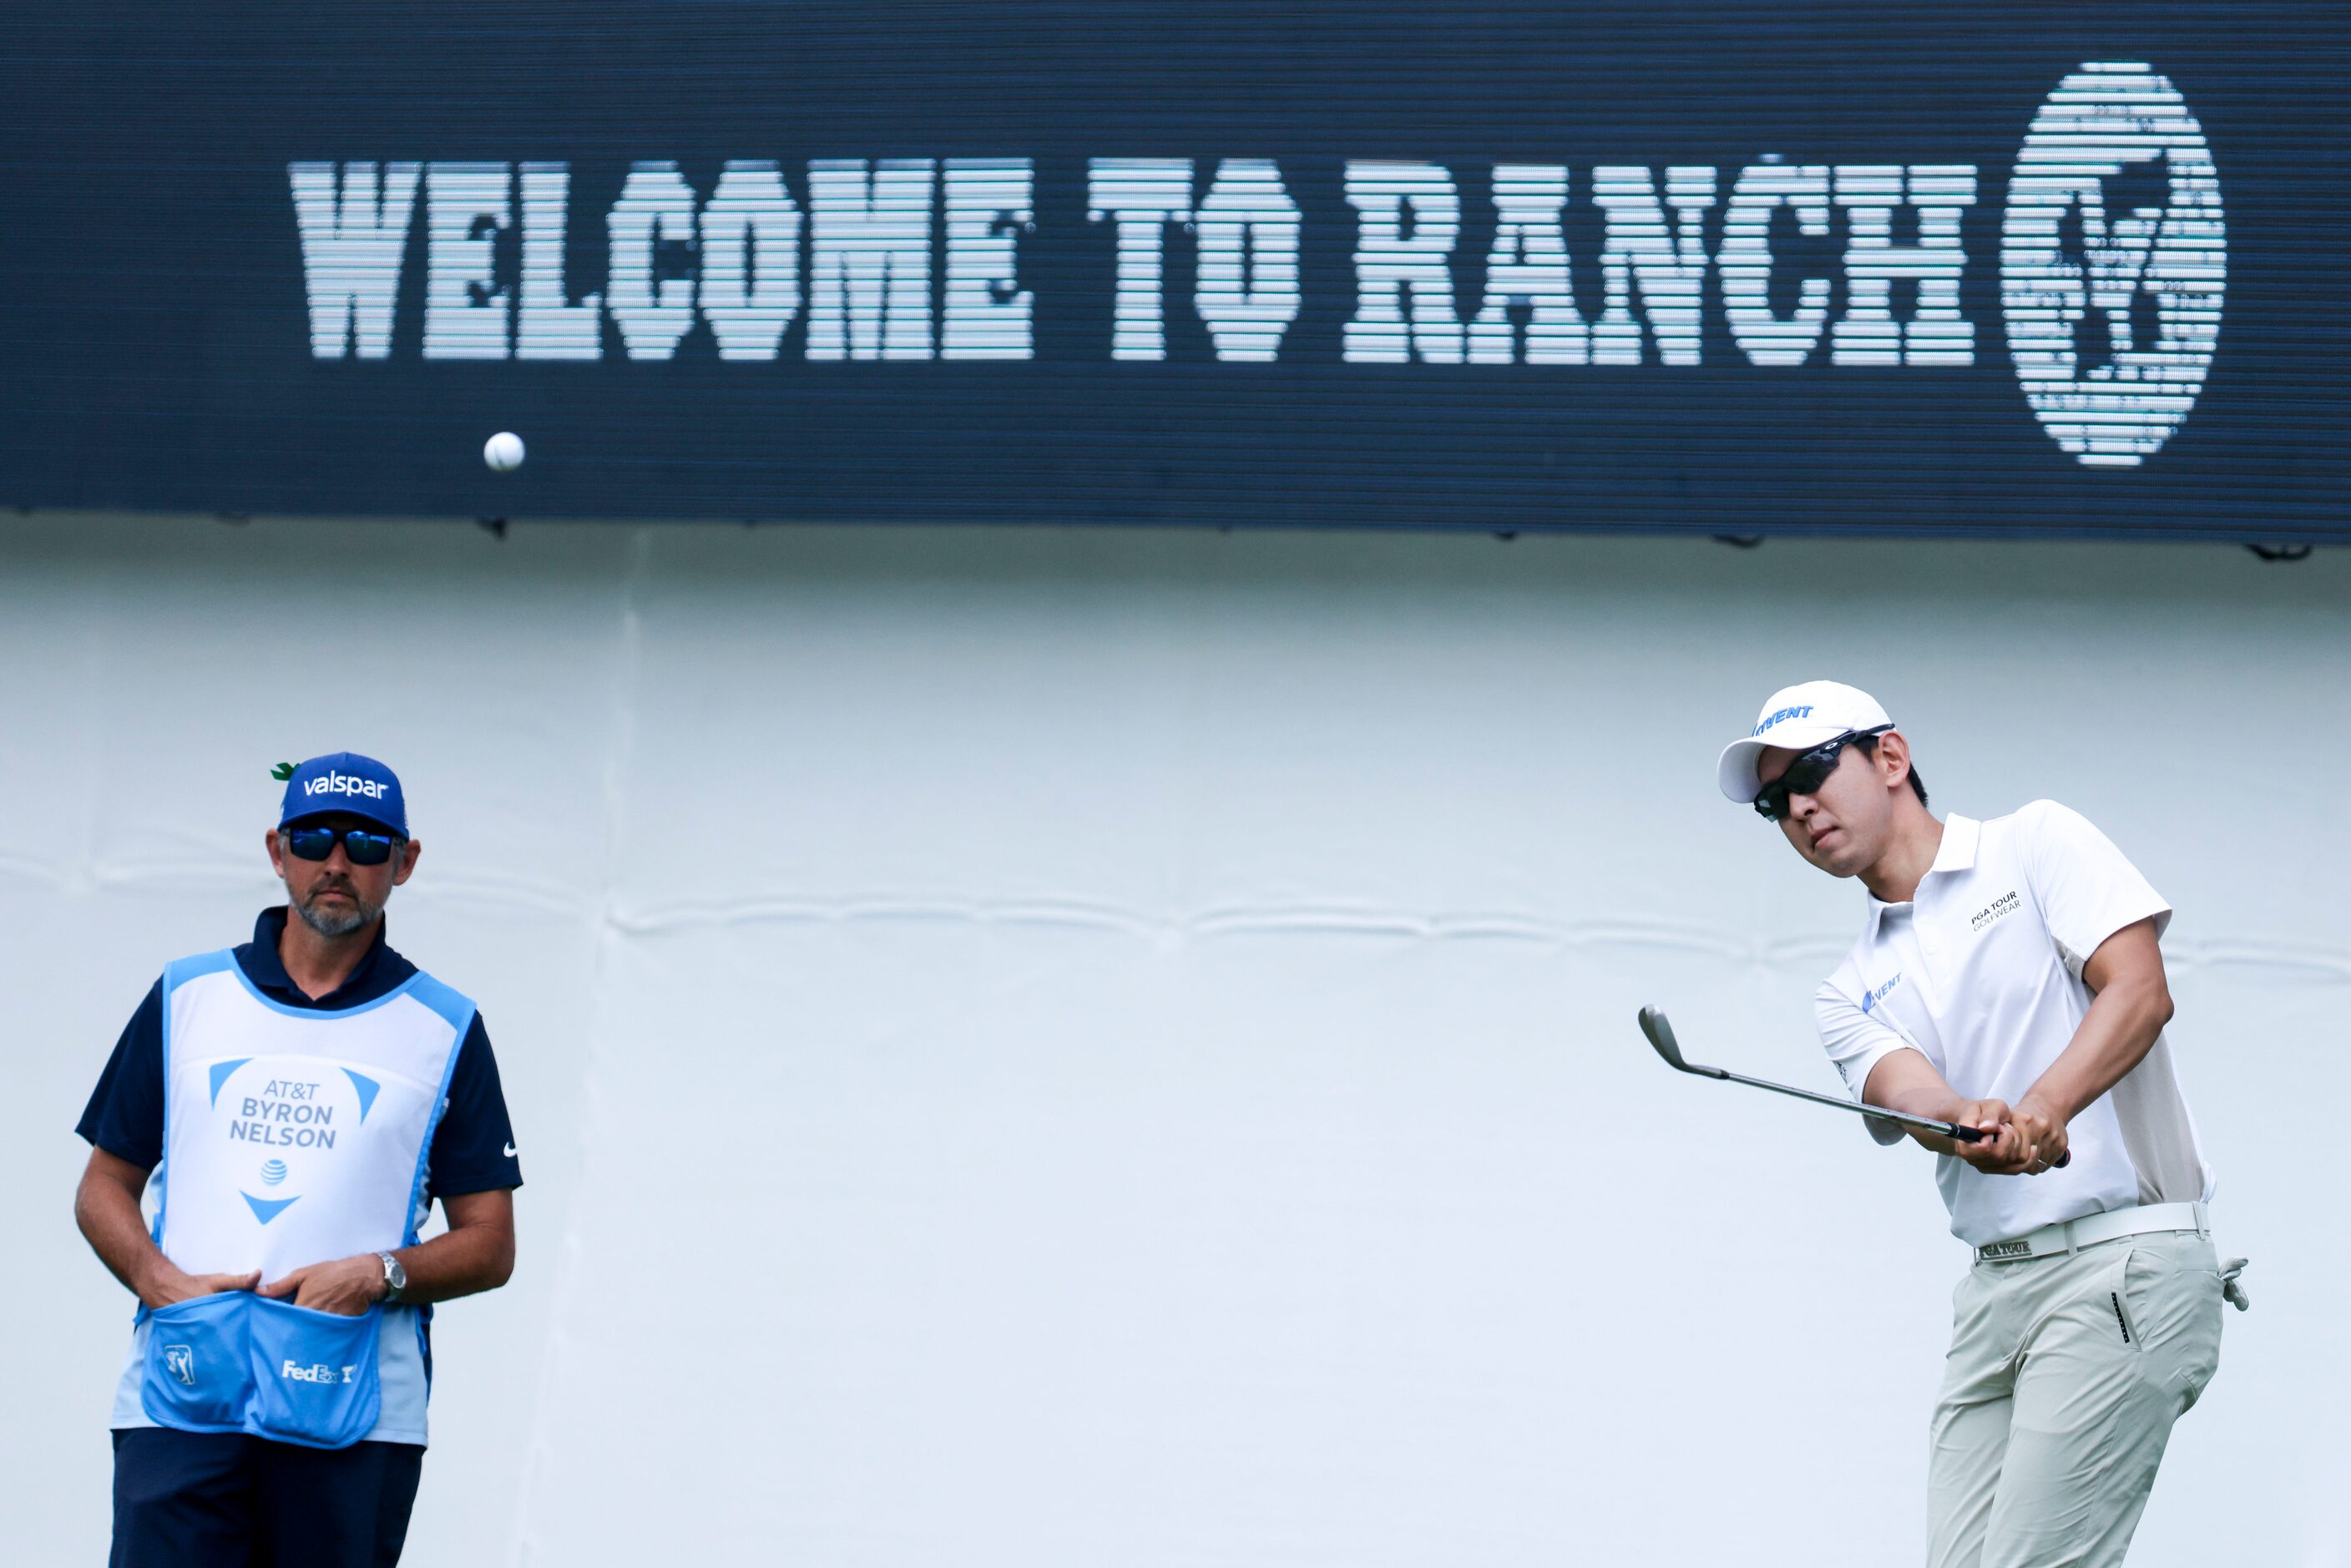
[1716,682,2246,1568]
[73,753,522,1567]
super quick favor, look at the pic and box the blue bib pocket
[245,1297,383,1449]
[139,1293,383,1449]
[141,1293,250,1434]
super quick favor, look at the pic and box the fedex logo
[303,771,387,801]
[1752,705,1815,736]
[281,1359,361,1384]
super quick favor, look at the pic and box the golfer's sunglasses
[1752,725,1893,823]
[281,825,404,866]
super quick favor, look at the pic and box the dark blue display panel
[1,3,2342,539]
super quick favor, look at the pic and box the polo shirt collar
[1863,815,1981,933]
[235,906,415,1009]
[1930,814,1981,874]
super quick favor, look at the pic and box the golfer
[73,753,522,1566]
[1716,682,2244,1568]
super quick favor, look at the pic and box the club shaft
[1701,1065,1981,1141]
[1636,1007,2065,1158]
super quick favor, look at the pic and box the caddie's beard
[291,877,386,938]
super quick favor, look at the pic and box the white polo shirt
[1815,800,2214,1247]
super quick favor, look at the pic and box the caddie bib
[124,948,472,1449]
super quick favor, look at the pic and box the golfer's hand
[1949,1100,2039,1173]
[2009,1094,2070,1175]
[260,1256,387,1316]
[140,1263,260,1313]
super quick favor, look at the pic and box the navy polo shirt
[78,908,523,1200]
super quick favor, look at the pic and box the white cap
[1716,680,1894,802]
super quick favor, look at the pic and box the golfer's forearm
[1863,1050,1970,1154]
[2026,974,2171,1123]
[390,1223,513,1306]
[75,1168,169,1300]
[1881,1092,1969,1156]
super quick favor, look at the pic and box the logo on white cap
[1752,703,1819,737]
[1717,681,1893,803]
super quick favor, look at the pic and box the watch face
[384,1254,407,1290]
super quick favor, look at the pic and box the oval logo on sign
[2001,63,2227,467]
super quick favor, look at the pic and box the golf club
[1637,1005,2069,1166]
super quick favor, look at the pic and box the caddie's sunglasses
[1752,726,1893,823]
[282,825,403,866]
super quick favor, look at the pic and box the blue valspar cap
[274,752,407,837]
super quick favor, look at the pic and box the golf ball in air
[483,432,526,472]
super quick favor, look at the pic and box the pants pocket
[2105,1247,2143,1349]
[140,1293,252,1433]
[2121,1237,2225,1411]
[245,1297,383,1449]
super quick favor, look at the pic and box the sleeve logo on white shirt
[1969,890,2023,933]
[1860,974,1904,1015]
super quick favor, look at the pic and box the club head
[1637,1006,1689,1070]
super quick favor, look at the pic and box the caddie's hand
[1948,1099,2040,1174]
[2010,1094,2070,1175]
[260,1256,386,1317]
[140,1263,261,1312]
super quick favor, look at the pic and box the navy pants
[111,1427,424,1567]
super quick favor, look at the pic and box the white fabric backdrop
[4,514,2342,1565]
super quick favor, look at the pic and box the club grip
[1947,1123,2073,1166]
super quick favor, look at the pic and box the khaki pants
[1927,1231,2226,1567]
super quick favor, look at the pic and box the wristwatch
[376,1252,407,1303]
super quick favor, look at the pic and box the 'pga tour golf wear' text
[1814,801,2212,1248]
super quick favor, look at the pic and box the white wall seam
[508,527,653,1565]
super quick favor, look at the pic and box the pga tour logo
[163,1344,197,1386]
[1971,891,2024,932]
[292,61,2223,468]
